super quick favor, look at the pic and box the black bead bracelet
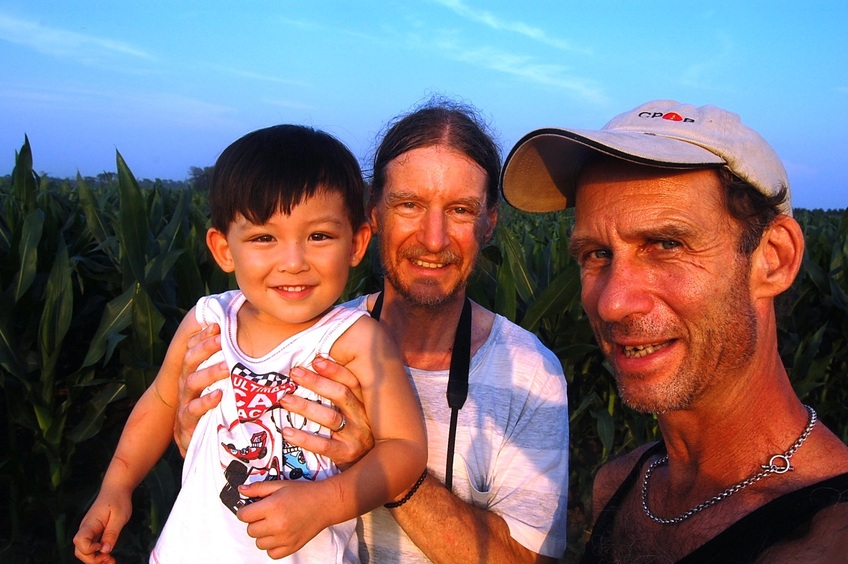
[384,469,428,509]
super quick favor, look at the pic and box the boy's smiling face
[207,189,371,347]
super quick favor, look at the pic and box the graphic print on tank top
[217,362,326,514]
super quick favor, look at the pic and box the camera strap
[370,291,472,492]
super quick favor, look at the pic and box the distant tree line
[0,165,216,193]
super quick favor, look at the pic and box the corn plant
[1,138,845,562]
[0,138,216,562]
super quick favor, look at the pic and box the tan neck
[368,289,494,371]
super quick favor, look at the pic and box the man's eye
[591,249,611,260]
[579,249,611,265]
[658,240,681,250]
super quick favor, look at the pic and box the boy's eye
[309,233,331,241]
[252,235,274,243]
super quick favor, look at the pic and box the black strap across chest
[370,291,472,492]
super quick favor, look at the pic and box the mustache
[596,317,666,343]
[398,246,461,265]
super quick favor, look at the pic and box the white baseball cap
[500,100,791,215]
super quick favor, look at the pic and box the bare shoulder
[592,442,659,522]
[329,314,388,357]
[328,313,403,384]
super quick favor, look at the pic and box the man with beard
[174,101,570,562]
[501,100,848,562]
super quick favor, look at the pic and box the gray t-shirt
[346,295,570,561]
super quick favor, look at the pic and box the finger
[73,519,104,553]
[311,356,364,400]
[183,362,229,400]
[73,539,102,562]
[279,392,343,431]
[281,417,372,468]
[181,328,223,385]
[184,322,221,353]
[187,383,224,418]
[73,546,101,564]
[97,525,121,555]
[236,481,287,523]
[290,363,366,421]
[174,361,227,455]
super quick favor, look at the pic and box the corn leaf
[81,284,135,368]
[68,382,126,443]
[117,151,149,285]
[38,236,74,398]
[13,209,44,302]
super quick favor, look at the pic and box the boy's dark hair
[210,124,366,232]
[370,98,501,211]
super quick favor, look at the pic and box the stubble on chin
[379,244,473,309]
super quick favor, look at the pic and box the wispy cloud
[260,97,315,111]
[1,82,236,129]
[407,29,607,104]
[431,0,587,54]
[0,13,153,64]
[453,45,607,104]
[211,65,312,88]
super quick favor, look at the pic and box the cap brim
[501,128,727,212]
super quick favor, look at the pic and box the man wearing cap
[502,100,848,562]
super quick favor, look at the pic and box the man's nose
[594,257,654,323]
[417,209,450,252]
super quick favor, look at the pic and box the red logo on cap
[663,113,684,121]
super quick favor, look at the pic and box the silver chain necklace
[641,405,817,525]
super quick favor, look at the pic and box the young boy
[73,125,427,563]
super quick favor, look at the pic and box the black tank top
[581,441,848,563]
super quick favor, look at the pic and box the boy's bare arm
[74,310,203,562]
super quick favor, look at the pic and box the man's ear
[368,202,380,235]
[483,206,498,242]
[751,215,804,299]
[350,223,372,267]
[206,228,235,273]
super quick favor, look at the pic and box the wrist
[384,469,428,509]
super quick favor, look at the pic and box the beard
[379,241,472,308]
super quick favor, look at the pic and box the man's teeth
[624,342,669,358]
[414,259,444,269]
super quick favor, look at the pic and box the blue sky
[1,1,846,210]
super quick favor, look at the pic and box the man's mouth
[623,342,671,358]
[413,259,445,269]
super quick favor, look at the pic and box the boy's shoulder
[328,307,398,368]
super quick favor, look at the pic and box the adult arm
[282,357,562,563]
[386,475,557,563]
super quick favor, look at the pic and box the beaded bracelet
[384,469,428,509]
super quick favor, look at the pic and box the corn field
[1,137,846,562]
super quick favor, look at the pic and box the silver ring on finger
[334,415,346,433]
